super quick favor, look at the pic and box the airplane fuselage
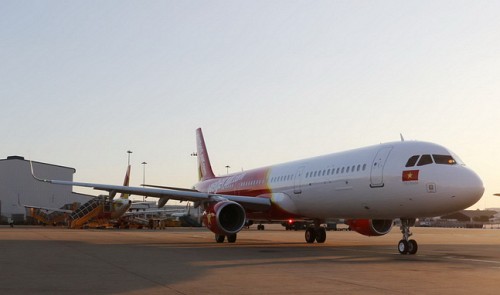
[195,141,483,222]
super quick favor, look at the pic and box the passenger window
[357,165,360,171]
[341,167,345,173]
[362,164,367,171]
[346,167,350,173]
[405,155,420,167]
[433,154,457,165]
[417,154,433,166]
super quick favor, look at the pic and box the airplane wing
[41,179,270,211]
[23,205,73,214]
[494,194,500,196]
[141,184,198,192]
[31,165,271,212]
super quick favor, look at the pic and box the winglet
[196,128,216,181]
[30,160,52,183]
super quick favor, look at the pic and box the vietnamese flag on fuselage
[402,170,419,182]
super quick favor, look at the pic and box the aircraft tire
[398,239,408,254]
[408,239,418,255]
[315,228,327,243]
[215,234,225,243]
[227,234,237,243]
[305,227,316,243]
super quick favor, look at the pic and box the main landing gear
[398,218,418,255]
[305,221,327,244]
[215,233,237,243]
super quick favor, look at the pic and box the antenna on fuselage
[400,133,405,142]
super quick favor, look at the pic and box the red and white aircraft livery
[32,128,484,255]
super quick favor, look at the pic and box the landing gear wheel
[315,227,327,243]
[227,234,237,243]
[398,239,408,254]
[305,227,316,243]
[215,234,225,243]
[398,218,418,255]
[408,239,418,255]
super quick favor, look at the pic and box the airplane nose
[459,168,484,207]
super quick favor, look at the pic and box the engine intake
[203,200,246,235]
[346,219,393,236]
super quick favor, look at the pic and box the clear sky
[1,1,499,209]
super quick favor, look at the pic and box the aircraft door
[370,147,393,188]
[293,166,305,194]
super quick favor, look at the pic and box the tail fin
[119,165,131,199]
[196,128,216,181]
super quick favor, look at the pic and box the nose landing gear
[398,218,418,255]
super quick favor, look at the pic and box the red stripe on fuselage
[195,167,271,196]
[195,167,303,220]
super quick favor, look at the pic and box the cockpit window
[417,154,433,166]
[450,151,465,165]
[405,155,420,167]
[432,154,457,165]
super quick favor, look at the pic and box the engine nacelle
[202,200,246,236]
[346,219,393,236]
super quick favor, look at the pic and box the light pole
[225,165,230,175]
[141,162,147,201]
[127,150,133,166]
[141,162,147,186]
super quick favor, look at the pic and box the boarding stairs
[28,208,50,225]
[68,196,109,229]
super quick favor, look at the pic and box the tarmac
[1,225,500,295]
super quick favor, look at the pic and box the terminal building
[0,156,90,224]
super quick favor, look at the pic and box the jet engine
[346,219,393,236]
[202,200,246,236]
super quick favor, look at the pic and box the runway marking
[445,256,500,265]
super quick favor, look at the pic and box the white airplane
[32,128,484,254]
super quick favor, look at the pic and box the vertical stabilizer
[196,128,216,181]
[119,165,131,199]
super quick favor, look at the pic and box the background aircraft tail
[196,128,216,181]
[119,165,131,199]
